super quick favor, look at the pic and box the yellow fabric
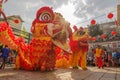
[71,50,81,67]
[80,52,87,69]
[55,53,70,68]
[55,57,70,68]
[71,48,87,69]
[72,31,79,40]
[95,48,103,57]
[72,31,90,41]
[14,56,20,69]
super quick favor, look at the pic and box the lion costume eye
[36,7,55,23]
[38,12,51,21]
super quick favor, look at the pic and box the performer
[0,45,10,69]
[69,26,90,70]
[94,45,104,68]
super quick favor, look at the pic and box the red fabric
[82,46,89,52]
[96,57,103,67]
[69,37,80,51]
[79,41,89,52]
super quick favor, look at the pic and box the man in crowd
[94,45,104,68]
[0,45,10,69]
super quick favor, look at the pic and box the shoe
[82,68,88,70]
[72,66,79,69]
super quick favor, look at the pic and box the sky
[3,0,119,32]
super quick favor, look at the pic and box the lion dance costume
[69,26,90,70]
[0,6,72,71]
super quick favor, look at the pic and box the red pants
[96,57,103,68]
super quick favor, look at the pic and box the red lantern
[14,19,19,24]
[101,34,106,39]
[91,19,96,25]
[92,37,96,41]
[107,13,114,19]
[112,31,117,36]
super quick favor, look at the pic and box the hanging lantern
[91,19,96,25]
[112,31,117,36]
[92,37,96,41]
[107,13,114,19]
[101,34,106,39]
[14,19,19,24]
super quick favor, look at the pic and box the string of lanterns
[90,12,119,42]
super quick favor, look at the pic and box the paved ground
[0,65,120,80]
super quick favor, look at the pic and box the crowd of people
[87,45,120,68]
[0,42,120,70]
[1,43,120,70]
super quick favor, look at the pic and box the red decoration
[14,19,19,24]
[92,37,96,41]
[101,34,106,39]
[107,13,114,19]
[112,31,117,36]
[73,25,78,31]
[91,19,96,25]
[36,6,54,23]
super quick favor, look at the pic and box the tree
[88,24,103,37]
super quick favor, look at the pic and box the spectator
[94,45,104,68]
[0,45,11,69]
[8,50,15,64]
[116,50,120,67]
[111,50,117,67]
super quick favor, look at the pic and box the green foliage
[88,24,103,37]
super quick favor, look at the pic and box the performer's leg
[80,52,87,70]
[72,51,80,68]
[97,57,103,68]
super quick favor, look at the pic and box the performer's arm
[79,41,88,47]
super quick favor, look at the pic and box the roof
[0,15,24,22]
[7,15,24,22]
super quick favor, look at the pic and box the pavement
[0,65,120,80]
